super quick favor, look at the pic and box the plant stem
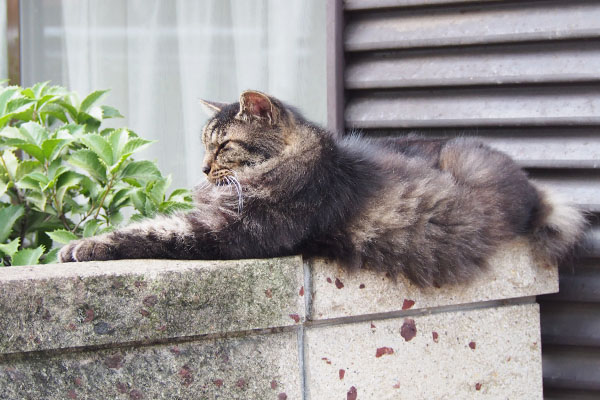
[94,175,114,219]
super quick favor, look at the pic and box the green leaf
[0,180,7,197]
[47,229,78,244]
[80,134,113,165]
[108,128,128,161]
[68,149,107,182]
[122,137,154,155]
[80,90,109,113]
[42,138,71,161]
[16,160,42,180]
[79,175,99,200]
[19,122,47,145]
[0,87,20,116]
[11,246,45,266]
[120,160,161,183]
[144,197,158,217]
[159,201,195,215]
[108,188,131,211]
[1,150,19,180]
[27,191,49,213]
[0,238,20,257]
[40,103,69,123]
[4,139,46,162]
[147,177,169,205]
[101,105,123,119]
[82,220,101,237]
[6,97,35,115]
[76,111,102,131]
[42,248,59,264]
[108,211,124,226]
[168,188,192,202]
[57,99,78,121]
[130,190,146,213]
[32,81,50,98]
[55,171,83,211]
[0,204,25,242]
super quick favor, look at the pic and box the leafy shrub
[0,82,193,266]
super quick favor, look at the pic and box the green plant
[0,82,193,266]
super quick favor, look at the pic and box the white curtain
[56,0,326,188]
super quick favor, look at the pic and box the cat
[59,90,586,287]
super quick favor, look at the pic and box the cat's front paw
[59,237,116,262]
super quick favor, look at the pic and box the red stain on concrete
[299,286,304,296]
[213,379,224,387]
[326,277,332,284]
[375,347,394,357]
[347,386,358,400]
[469,341,476,350]
[68,390,77,399]
[236,378,246,388]
[142,295,158,307]
[400,319,417,341]
[270,380,278,389]
[402,299,415,310]
[339,369,345,380]
[335,278,344,289]
[359,284,365,289]
[321,357,332,365]
[265,289,273,298]
[139,309,150,317]
[278,393,288,400]
[289,314,300,323]
[104,354,123,369]
[83,309,94,323]
[129,390,143,400]
[170,346,180,355]
[116,382,128,394]
[178,365,194,386]
[475,383,482,391]
[73,377,82,386]
[393,381,401,389]
[432,332,439,343]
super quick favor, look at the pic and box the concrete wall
[0,238,557,399]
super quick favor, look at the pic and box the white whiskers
[225,175,244,214]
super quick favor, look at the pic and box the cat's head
[199,90,299,185]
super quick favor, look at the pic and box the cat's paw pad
[59,238,115,262]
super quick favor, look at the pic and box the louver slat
[345,2,600,51]
[346,41,600,89]
[346,85,600,128]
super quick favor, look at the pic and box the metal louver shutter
[342,1,600,398]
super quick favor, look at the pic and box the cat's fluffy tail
[530,184,587,264]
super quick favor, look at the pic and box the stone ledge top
[0,257,305,354]
[0,238,558,353]
[309,238,558,320]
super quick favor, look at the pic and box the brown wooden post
[6,0,20,85]
[326,0,344,136]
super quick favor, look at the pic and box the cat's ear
[199,99,227,116]
[237,90,280,125]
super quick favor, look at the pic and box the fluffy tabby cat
[59,90,586,287]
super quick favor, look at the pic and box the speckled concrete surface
[310,238,558,319]
[0,257,305,354]
[304,303,543,400]
[0,330,301,400]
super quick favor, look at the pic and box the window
[19,0,326,188]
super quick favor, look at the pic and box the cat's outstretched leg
[59,214,200,262]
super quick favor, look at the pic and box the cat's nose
[202,165,211,175]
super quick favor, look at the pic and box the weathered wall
[0,238,557,399]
